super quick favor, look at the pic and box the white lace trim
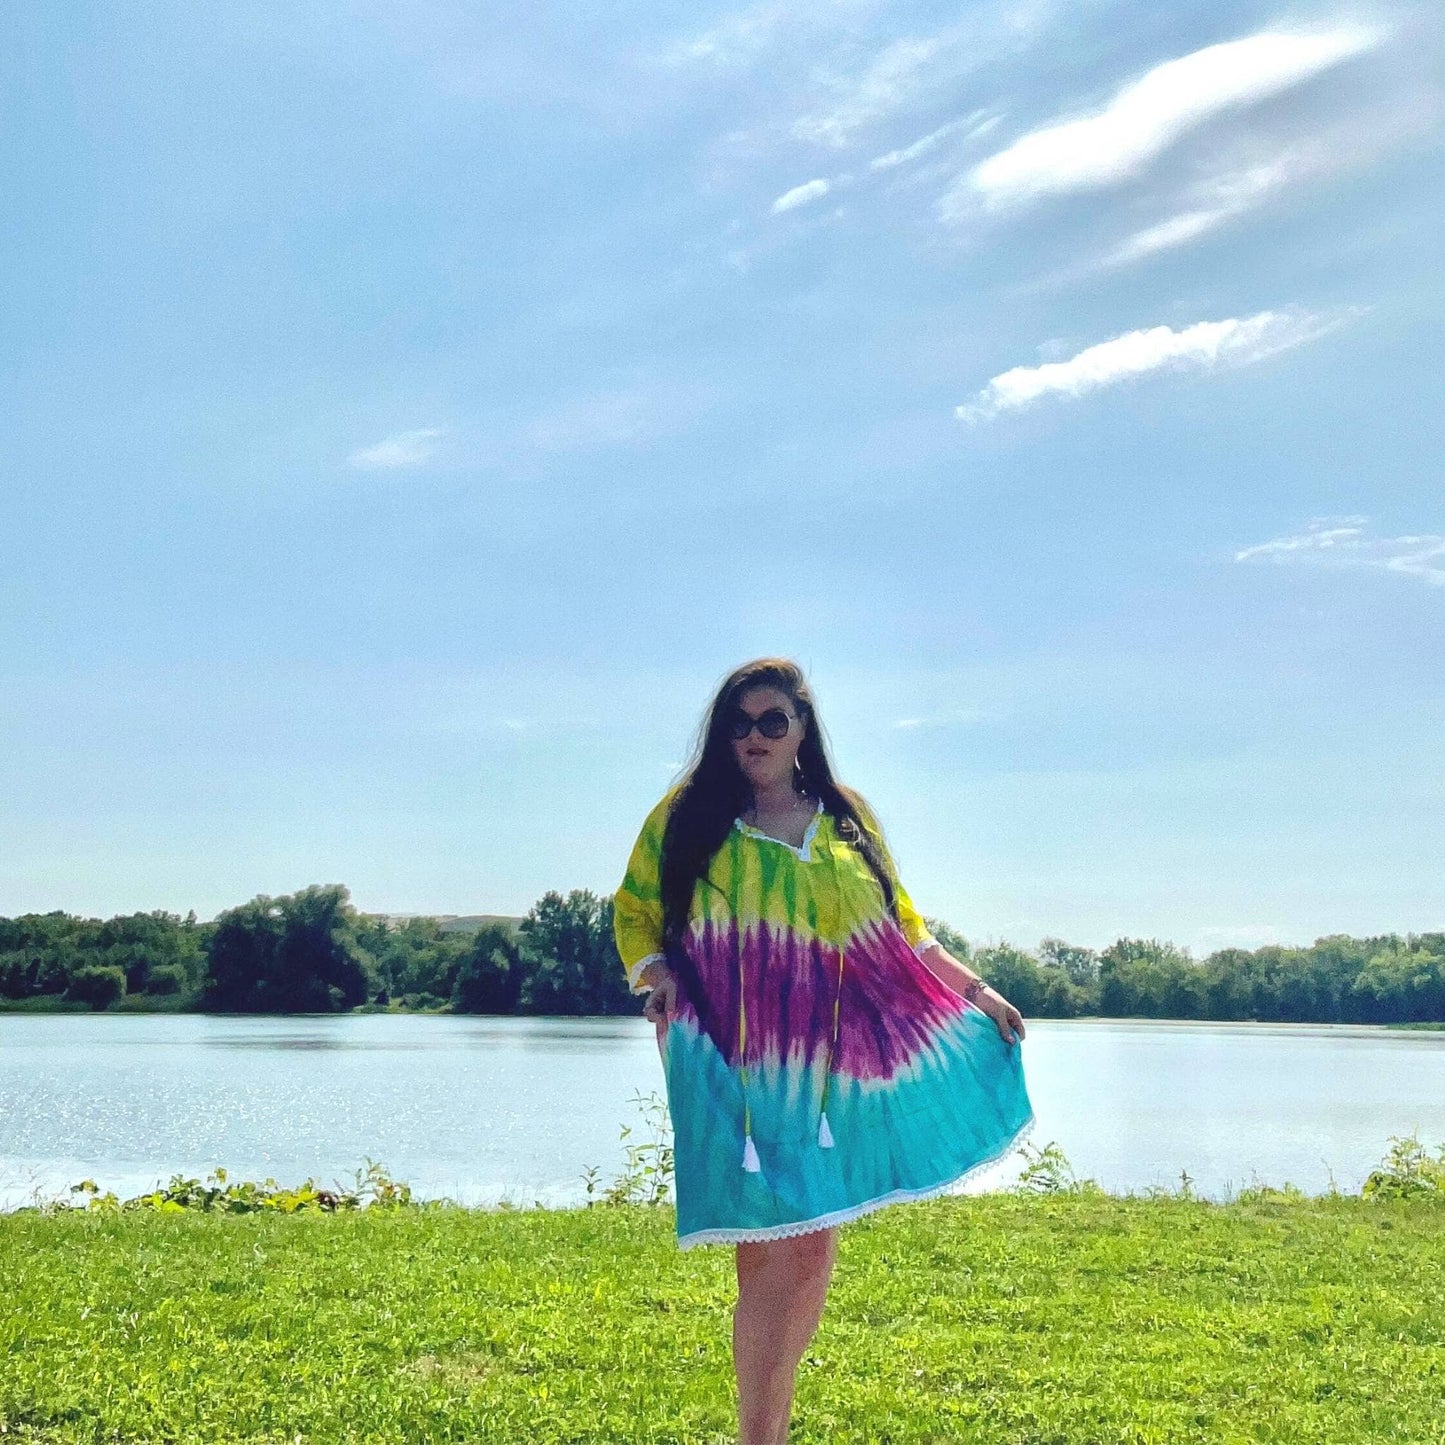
[675,1111,1037,1250]
[733,796,825,861]
[626,951,667,994]
[912,934,938,958]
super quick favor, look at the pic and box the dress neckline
[733,796,825,861]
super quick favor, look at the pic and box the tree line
[925,924,1445,1026]
[0,884,1441,1024]
[0,886,630,1017]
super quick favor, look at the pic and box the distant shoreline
[1,996,1441,1029]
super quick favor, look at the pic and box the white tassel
[741,1134,761,1172]
[818,1114,835,1149]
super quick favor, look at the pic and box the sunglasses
[727,706,795,741]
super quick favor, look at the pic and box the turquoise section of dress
[660,1002,1036,1247]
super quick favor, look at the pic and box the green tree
[972,942,1048,1015]
[200,885,374,1012]
[64,963,125,1009]
[923,918,972,961]
[1351,942,1445,1024]
[1039,936,1099,988]
[1200,944,1310,1021]
[0,911,93,999]
[1035,964,1090,1017]
[522,890,632,1016]
[366,917,470,1006]
[1099,937,1202,1017]
[143,963,188,995]
[93,910,205,996]
[1308,933,1391,1023]
[452,923,525,1014]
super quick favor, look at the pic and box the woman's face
[728,684,806,795]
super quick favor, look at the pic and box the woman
[612,657,1034,1445]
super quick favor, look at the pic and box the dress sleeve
[612,789,678,994]
[855,797,938,957]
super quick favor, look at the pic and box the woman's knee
[738,1228,837,1285]
[787,1227,838,1277]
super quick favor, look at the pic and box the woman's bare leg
[733,1227,839,1445]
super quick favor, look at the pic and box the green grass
[0,995,94,1012]
[2,1192,1443,1444]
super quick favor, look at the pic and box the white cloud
[1034,336,1077,362]
[658,0,894,70]
[661,3,781,66]
[1095,81,1440,270]
[868,111,997,171]
[770,109,1001,218]
[947,24,1383,215]
[1234,517,1445,587]
[893,708,987,728]
[1100,156,1298,265]
[956,306,1356,422]
[770,177,832,213]
[663,0,1065,81]
[792,34,949,147]
[1103,206,1242,265]
[347,427,446,470]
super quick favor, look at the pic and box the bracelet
[960,974,986,1004]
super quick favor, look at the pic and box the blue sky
[3,1,1442,956]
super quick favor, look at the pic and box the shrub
[582,1091,675,1206]
[49,1159,429,1216]
[1362,1132,1445,1201]
[143,963,187,995]
[1010,1139,1104,1195]
[64,964,125,1010]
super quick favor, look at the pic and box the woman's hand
[976,986,1026,1045]
[917,942,1025,1045]
[642,965,678,1025]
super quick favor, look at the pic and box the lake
[1,1013,1441,1212]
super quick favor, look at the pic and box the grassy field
[2,1187,1443,1445]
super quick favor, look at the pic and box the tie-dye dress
[613,786,1036,1249]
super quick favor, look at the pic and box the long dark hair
[658,657,900,1032]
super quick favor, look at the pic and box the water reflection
[207,1036,442,1051]
[200,1017,648,1053]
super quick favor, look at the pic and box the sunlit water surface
[1,1013,1441,1211]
